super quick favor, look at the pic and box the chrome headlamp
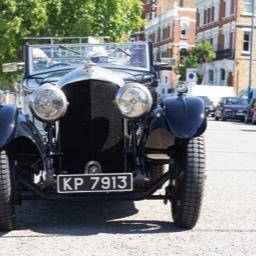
[29,84,68,122]
[115,83,153,119]
[176,81,188,94]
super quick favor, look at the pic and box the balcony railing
[214,49,235,60]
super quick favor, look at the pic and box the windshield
[225,97,248,105]
[26,42,150,75]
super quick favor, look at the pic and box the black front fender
[162,96,207,138]
[0,104,45,156]
[0,104,19,148]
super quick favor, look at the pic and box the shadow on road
[0,200,184,236]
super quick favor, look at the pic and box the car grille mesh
[59,80,124,174]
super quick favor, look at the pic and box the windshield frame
[24,42,151,76]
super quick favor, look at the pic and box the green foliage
[0,0,144,90]
[176,42,216,82]
[177,54,199,81]
[194,41,216,63]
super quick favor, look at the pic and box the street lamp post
[248,0,255,103]
[152,4,162,84]
[158,6,162,84]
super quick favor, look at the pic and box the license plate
[57,173,133,193]
[236,112,245,116]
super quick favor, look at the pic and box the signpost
[186,68,197,95]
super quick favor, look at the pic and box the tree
[0,0,144,90]
[176,42,216,84]
[193,42,216,84]
[177,48,198,81]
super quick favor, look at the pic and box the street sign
[2,63,18,72]
[186,68,197,83]
[2,62,24,73]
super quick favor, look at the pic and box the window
[221,69,226,80]
[213,35,218,50]
[199,10,204,26]
[209,70,214,82]
[230,31,234,50]
[204,10,207,24]
[180,21,188,38]
[243,31,250,52]
[225,0,231,17]
[243,0,252,13]
[214,3,219,21]
[211,6,215,22]
[208,8,211,23]
[181,28,187,37]
[231,0,236,15]
[224,32,230,49]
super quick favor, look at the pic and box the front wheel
[214,114,219,120]
[0,151,16,231]
[220,112,226,121]
[170,136,205,229]
[244,113,250,123]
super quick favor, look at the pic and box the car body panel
[162,96,206,138]
[0,104,18,148]
[0,103,46,160]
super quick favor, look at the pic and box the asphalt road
[0,118,256,256]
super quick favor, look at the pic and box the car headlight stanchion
[115,83,153,119]
[29,84,68,122]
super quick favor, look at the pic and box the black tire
[0,151,16,231]
[244,113,250,123]
[220,112,226,121]
[214,114,219,120]
[170,136,205,229]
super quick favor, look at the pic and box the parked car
[236,88,256,100]
[0,37,207,231]
[197,96,215,117]
[244,97,256,124]
[214,96,247,121]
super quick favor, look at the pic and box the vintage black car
[0,37,207,231]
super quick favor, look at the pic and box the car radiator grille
[59,80,124,174]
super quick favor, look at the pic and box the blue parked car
[214,96,247,121]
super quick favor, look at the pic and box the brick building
[136,0,256,94]
[136,0,196,88]
[196,0,256,93]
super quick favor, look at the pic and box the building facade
[136,0,196,90]
[196,0,256,93]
